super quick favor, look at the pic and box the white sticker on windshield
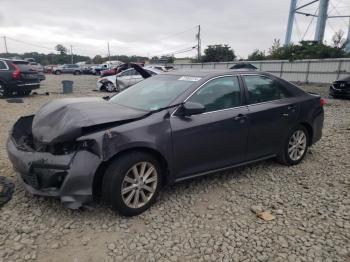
[178,76,201,82]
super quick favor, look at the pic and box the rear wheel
[74,71,81,75]
[277,125,309,165]
[55,70,61,75]
[0,82,8,98]
[102,152,162,216]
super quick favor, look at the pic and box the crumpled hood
[32,97,147,144]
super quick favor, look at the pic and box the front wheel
[55,70,61,75]
[18,90,31,96]
[104,82,116,92]
[277,125,309,165]
[102,152,162,216]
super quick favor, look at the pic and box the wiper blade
[146,103,183,115]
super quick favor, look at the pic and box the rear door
[242,74,298,160]
[171,75,249,178]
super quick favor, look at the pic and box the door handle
[234,114,247,121]
[287,105,296,110]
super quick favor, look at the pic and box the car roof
[0,58,29,63]
[163,69,269,78]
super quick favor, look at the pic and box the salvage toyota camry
[7,70,324,216]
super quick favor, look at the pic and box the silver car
[52,64,83,75]
[96,67,161,92]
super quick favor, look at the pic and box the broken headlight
[51,140,96,155]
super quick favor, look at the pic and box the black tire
[277,125,309,166]
[0,82,8,98]
[102,152,162,216]
[18,90,31,96]
[104,82,116,92]
[55,70,61,75]
[74,71,81,75]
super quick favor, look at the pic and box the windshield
[110,75,198,111]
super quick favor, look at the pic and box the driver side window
[188,76,241,113]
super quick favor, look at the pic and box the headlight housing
[50,140,96,155]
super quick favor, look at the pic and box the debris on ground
[6,98,24,103]
[32,91,50,96]
[256,211,276,221]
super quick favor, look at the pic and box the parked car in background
[96,67,160,92]
[329,76,350,99]
[0,58,40,97]
[230,63,258,70]
[100,62,145,77]
[146,65,174,72]
[29,62,46,81]
[44,65,55,74]
[52,64,83,75]
[7,70,324,216]
[91,64,109,75]
[100,66,119,77]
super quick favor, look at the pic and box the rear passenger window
[188,76,241,112]
[0,61,8,70]
[243,75,291,104]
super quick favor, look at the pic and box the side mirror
[181,102,205,116]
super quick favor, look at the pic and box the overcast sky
[0,0,349,59]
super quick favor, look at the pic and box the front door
[171,76,249,179]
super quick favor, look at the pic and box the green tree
[247,50,266,61]
[332,30,346,49]
[92,55,103,64]
[267,40,347,61]
[202,45,236,62]
[55,44,67,55]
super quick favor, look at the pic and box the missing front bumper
[7,137,102,209]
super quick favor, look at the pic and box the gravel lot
[0,75,349,262]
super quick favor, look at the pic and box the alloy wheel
[121,162,158,209]
[288,130,307,161]
[105,82,115,92]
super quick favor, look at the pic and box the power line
[5,36,53,51]
[302,7,319,40]
[294,17,303,42]
[158,45,197,57]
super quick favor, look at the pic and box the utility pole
[314,0,329,42]
[107,42,111,64]
[197,25,201,62]
[285,0,297,45]
[70,45,73,64]
[3,36,8,53]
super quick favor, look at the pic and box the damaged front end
[7,115,102,209]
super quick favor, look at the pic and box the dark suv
[0,59,40,97]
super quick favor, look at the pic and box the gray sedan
[7,70,324,216]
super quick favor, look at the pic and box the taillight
[11,63,21,80]
[320,98,325,107]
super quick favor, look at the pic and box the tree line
[0,31,349,65]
